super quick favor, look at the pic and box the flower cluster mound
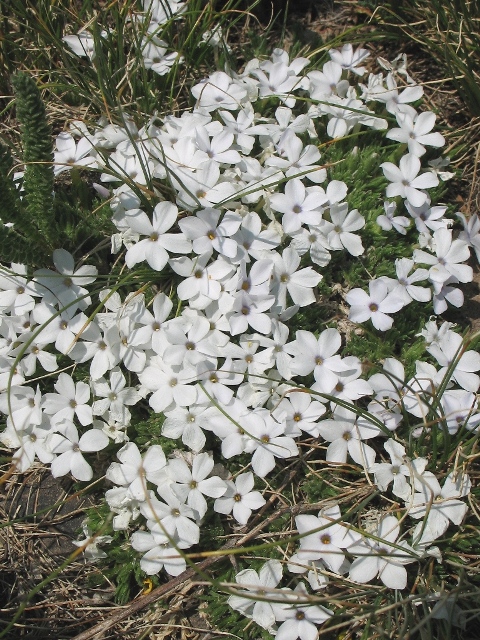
[1,0,480,635]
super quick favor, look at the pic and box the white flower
[33,249,97,312]
[70,322,121,381]
[369,357,405,406]
[228,290,275,335]
[140,357,197,412]
[141,37,180,76]
[234,259,274,299]
[219,106,258,154]
[11,335,58,377]
[388,257,431,304]
[369,439,418,500]
[308,61,349,99]
[317,405,378,468]
[171,161,238,211]
[346,279,404,331]
[0,263,39,315]
[214,472,266,524]
[274,583,333,640]
[54,132,97,175]
[313,358,373,406]
[33,303,89,356]
[349,515,417,589]
[320,95,367,138]
[386,111,445,157]
[194,359,243,405]
[376,201,410,235]
[440,389,480,434]
[322,203,365,256]
[171,254,234,307]
[329,43,370,75]
[125,202,191,271]
[0,385,43,431]
[406,200,449,235]
[431,278,464,314]
[96,418,128,443]
[105,442,167,499]
[179,208,242,258]
[266,130,326,183]
[163,315,218,367]
[272,247,322,309]
[169,452,227,519]
[269,178,326,234]
[191,71,248,112]
[295,504,360,573]
[403,360,437,419]
[202,25,230,49]
[73,522,113,562]
[195,126,241,165]
[131,526,189,576]
[116,314,150,374]
[49,422,109,482]
[368,73,423,116]
[428,156,455,181]
[274,391,326,437]
[228,559,283,632]
[288,328,349,389]
[380,154,439,207]
[105,486,141,530]
[0,418,54,472]
[140,0,186,26]
[141,487,200,546]
[418,318,456,346]
[377,53,415,83]
[231,211,281,262]
[413,228,472,285]
[408,471,471,539]
[92,368,141,424]
[162,396,214,452]
[43,373,93,426]
[252,58,307,108]
[457,211,480,262]
[290,225,331,267]
[244,412,299,478]
[427,330,480,392]
[63,31,104,60]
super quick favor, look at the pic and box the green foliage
[131,414,175,451]
[52,174,115,251]
[344,300,429,367]
[81,503,145,604]
[301,470,344,503]
[199,511,227,552]
[0,72,116,266]
[363,0,480,117]
[0,145,47,263]
[0,144,22,225]
[0,73,58,264]
[11,72,55,242]
[0,0,270,120]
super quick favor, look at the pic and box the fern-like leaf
[11,72,55,246]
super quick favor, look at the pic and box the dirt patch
[0,462,118,638]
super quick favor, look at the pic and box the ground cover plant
[1,1,480,638]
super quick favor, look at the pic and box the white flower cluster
[1,3,479,635]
